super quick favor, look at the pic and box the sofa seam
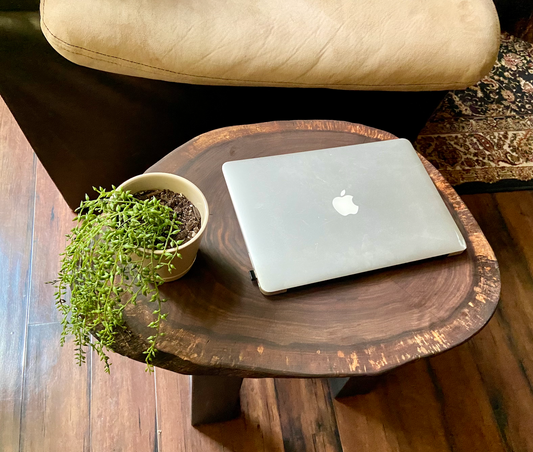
[48,38,477,90]
[40,0,476,89]
[46,34,195,80]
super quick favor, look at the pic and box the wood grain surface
[19,323,90,452]
[155,371,286,451]
[460,192,533,452]
[0,97,36,451]
[110,120,500,378]
[274,379,343,452]
[29,162,75,324]
[89,352,158,452]
[2,98,533,451]
[17,146,89,451]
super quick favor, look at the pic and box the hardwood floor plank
[334,389,401,452]
[426,344,507,452]
[467,318,533,452]
[335,360,452,452]
[0,97,36,451]
[155,370,224,452]
[155,370,284,452]
[238,378,285,452]
[89,350,158,452]
[492,193,533,347]
[19,323,90,452]
[461,192,533,452]
[274,378,342,452]
[493,191,533,272]
[462,193,533,370]
[29,160,75,324]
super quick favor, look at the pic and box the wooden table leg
[328,375,382,398]
[190,375,243,426]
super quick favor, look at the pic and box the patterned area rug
[414,33,533,191]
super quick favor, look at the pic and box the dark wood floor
[1,95,533,452]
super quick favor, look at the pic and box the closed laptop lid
[222,139,466,295]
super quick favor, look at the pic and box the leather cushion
[41,0,501,91]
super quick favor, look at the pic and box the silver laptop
[222,139,466,295]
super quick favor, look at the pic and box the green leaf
[53,185,187,373]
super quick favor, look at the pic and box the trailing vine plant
[50,186,183,373]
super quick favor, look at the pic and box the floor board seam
[17,153,38,452]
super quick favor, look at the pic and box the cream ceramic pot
[119,172,209,281]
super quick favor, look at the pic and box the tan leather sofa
[1,0,500,209]
[42,0,499,91]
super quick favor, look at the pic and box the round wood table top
[112,120,500,378]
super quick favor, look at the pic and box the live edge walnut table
[111,120,500,426]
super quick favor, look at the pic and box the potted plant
[51,172,209,372]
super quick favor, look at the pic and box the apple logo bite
[332,190,359,216]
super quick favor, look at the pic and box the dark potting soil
[133,189,201,245]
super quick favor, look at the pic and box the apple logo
[332,190,359,216]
